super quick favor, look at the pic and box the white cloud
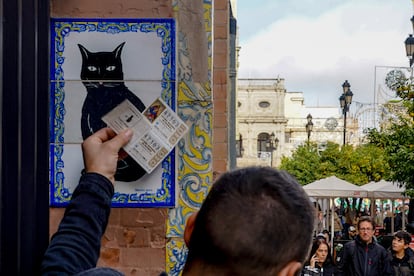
[238,0,413,105]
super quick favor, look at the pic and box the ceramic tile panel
[50,18,177,207]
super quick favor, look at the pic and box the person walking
[343,225,357,241]
[388,230,414,276]
[336,216,392,276]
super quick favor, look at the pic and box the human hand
[310,254,319,268]
[82,128,133,184]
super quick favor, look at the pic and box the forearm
[41,173,114,275]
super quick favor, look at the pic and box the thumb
[107,128,133,150]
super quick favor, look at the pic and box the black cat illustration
[78,42,146,182]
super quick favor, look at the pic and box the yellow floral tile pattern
[166,0,213,275]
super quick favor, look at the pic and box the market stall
[303,176,368,249]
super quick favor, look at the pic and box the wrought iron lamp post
[404,16,414,233]
[305,113,313,144]
[339,80,353,145]
[405,16,414,67]
[266,132,279,167]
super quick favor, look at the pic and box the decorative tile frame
[166,0,213,274]
[49,18,177,207]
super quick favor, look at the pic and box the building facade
[236,78,360,168]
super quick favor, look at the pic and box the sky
[236,0,414,107]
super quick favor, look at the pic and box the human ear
[277,261,302,276]
[184,212,198,246]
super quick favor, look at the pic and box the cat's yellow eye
[87,66,97,72]
[106,66,116,71]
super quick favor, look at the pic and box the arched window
[257,132,270,157]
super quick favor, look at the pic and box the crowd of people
[303,216,414,275]
[40,128,414,275]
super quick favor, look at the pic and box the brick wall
[212,0,229,178]
[49,208,167,275]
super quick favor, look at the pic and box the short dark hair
[394,230,412,245]
[357,216,375,230]
[184,166,315,275]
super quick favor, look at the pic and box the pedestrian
[332,208,344,239]
[374,208,384,228]
[384,212,393,234]
[315,211,324,234]
[336,215,392,275]
[321,229,332,247]
[41,127,316,276]
[302,238,336,275]
[388,230,414,276]
[346,225,357,240]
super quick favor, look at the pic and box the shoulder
[344,240,356,248]
[371,242,388,257]
[407,247,414,259]
[342,240,356,255]
[371,241,386,250]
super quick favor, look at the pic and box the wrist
[83,169,115,185]
[310,262,315,268]
[75,172,115,203]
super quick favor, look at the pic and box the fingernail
[124,129,133,138]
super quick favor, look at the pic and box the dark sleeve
[381,247,393,276]
[41,173,114,275]
[336,242,351,276]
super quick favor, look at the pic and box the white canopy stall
[303,176,368,198]
[362,180,407,232]
[362,180,405,199]
[303,176,368,249]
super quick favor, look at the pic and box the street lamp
[405,34,414,67]
[305,113,313,144]
[405,16,414,67]
[404,16,414,233]
[266,132,279,167]
[339,80,353,145]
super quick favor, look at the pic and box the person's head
[348,226,357,239]
[321,229,330,242]
[392,230,412,254]
[182,166,315,276]
[309,239,332,265]
[316,233,327,242]
[357,216,375,244]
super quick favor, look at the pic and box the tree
[367,122,414,194]
[280,141,389,220]
[280,142,389,186]
[279,143,321,185]
[366,69,414,231]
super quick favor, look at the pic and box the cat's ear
[78,44,90,60]
[113,42,126,59]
